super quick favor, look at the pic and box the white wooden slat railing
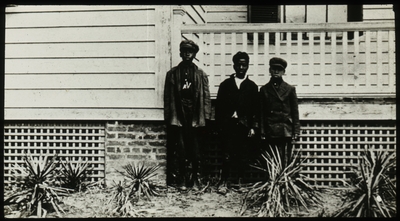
[180,22,396,98]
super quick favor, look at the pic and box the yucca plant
[58,157,93,192]
[116,162,161,202]
[240,145,322,217]
[105,180,139,217]
[333,147,396,217]
[4,154,72,218]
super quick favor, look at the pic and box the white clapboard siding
[6,9,155,27]
[4,5,164,120]
[6,42,155,58]
[6,26,155,43]
[5,5,156,12]
[5,58,155,73]
[4,108,164,120]
[363,5,395,21]
[6,90,156,108]
[205,5,247,23]
[5,73,155,89]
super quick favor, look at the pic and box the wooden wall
[204,5,395,23]
[4,5,172,120]
[204,5,248,23]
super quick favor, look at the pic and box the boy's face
[180,48,196,63]
[233,58,249,79]
[269,66,285,78]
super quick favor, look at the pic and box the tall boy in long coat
[259,57,300,166]
[164,40,211,191]
[215,51,259,190]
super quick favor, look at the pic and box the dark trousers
[220,119,251,183]
[166,101,203,186]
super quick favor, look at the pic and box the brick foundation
[105,121,167,187]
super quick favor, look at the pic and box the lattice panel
[296,120,396,187]
[3,122,106,186]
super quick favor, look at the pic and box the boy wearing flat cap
[164,39,211,191]
[215,51,258,192]
[259,57,300,166]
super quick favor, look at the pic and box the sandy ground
[23,185,342,218]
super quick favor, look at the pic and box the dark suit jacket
[215,74,259,129]
[259,79,300,138]
[164,62,211,127]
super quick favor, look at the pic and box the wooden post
[171,7,185,67]
[155,6,173,108]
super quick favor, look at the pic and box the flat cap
[180,40,199,53]
[269,57,287,69]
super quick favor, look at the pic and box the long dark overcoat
[164,63,211,127]
[259,80,300,138]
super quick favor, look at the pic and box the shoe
[176,182,187,191]
[176,184,187,191]
[217,186,228,195]
[192,178,201,191]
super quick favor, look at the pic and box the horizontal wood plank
[4,108,164,120]
[6,9,155,28]
[6,26,155,43]
[206,12,247,23]
[5,73,155,89]
[363,9,395,21]
[204,5,247,12]
[5,89,156,108]
[6,5,155,13]
[300,103,395,120]
[5,42,155,58]
[5,58,155,73]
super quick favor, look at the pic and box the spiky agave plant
[105,180,139,217]
[58,157,93,192]
[117,162,161,201]
[4,154,72,218]
[333,147,396,217]
[240,145,322,217]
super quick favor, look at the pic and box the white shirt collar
[234,74,247,88]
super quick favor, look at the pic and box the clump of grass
[104,162,161,217]
[333,147,396,217]
[58,157,93,192]
[4,154,72,218]
[105,180,139,217]
[240,145,322,217]
[117,162,161,201]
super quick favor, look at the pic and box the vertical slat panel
[388,30,395,87]
[320,32,326,87]
[253,31,259,75]
[297,32,302,87]
[342,31,348,89]
[286,32,292,65]
[308,32,314,87]
[264,32,270,73]
[354,31,360,87]
[209,33,215,89]
[221,32,226,77]
[241,32,247,51]
[231,32,237,57]
[331,32,337,87]
[376,30,383,87]
[365,31,372,87]
[275,32,280,57]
